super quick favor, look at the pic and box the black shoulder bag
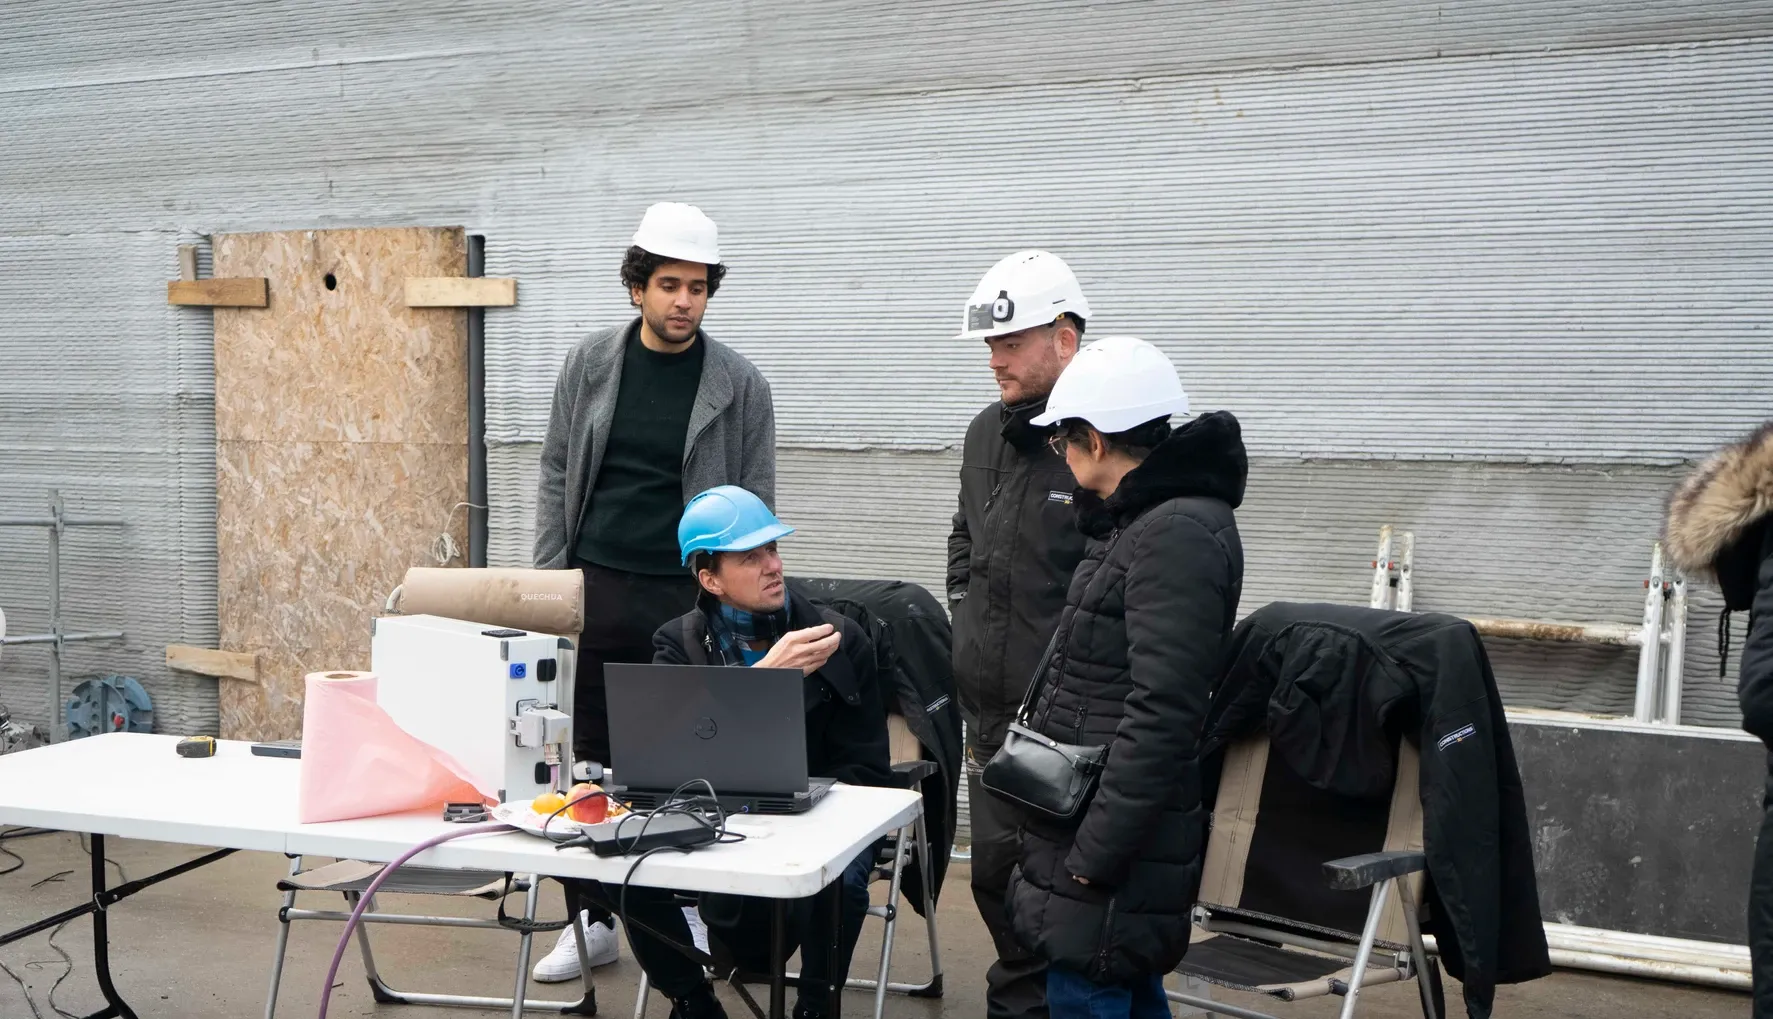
[980,597,1114,823]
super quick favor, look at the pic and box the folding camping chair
[264,856,598,1018]
[1171,736,1444,1019]
[826,712,945,1000]
[633,712,944,1019]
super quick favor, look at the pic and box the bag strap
[1011,628,1064,726]
[1011,526,1133,728]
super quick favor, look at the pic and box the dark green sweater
[575,325,706,574]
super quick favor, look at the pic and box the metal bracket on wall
[1368,525,1687,725]
[0,490,128,741]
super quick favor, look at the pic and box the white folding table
[0,733,921,1019]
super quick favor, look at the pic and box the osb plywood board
[213,227,468,740]
[214,229,467,444]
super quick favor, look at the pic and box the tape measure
[175,736,216,758]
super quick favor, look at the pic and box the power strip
[585,813,720,857]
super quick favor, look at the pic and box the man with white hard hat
[532,201,775,980]
[947,250,1091,1019]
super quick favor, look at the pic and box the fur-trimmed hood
[1665,421,1773,576]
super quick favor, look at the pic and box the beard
[999,349,1064,404]
[643,306,700,345]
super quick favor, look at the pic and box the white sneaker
[683,905,710,955]
[532,912,619,982]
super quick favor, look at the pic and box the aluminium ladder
[1367,525,1687,725]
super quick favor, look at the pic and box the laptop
[602,663,834,815]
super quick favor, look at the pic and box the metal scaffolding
[0,489,128,741]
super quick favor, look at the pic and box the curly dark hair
[620,245,726,299]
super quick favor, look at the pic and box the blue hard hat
[678,486,795,566]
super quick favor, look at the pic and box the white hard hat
[955,250,1090,340]
[632,202,721,265]
[1031,336,1190,434]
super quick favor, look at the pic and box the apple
[566,782,608,824]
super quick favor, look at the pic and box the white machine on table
[371,613,574,804]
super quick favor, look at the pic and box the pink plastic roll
[297,670,494,823]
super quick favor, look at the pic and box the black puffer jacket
[949,398,1087,748]
[1005,411,1246,981]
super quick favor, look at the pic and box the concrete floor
[0,832,1750,1018]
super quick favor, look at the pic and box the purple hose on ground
[315,821,515,1019]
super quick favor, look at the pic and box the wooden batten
[404,276,517,307]
[166,644,260,683]
[167,277,269,307]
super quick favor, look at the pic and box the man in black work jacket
[618,486,892,1019]
[1666,421,1773,1016]
[946,250,1090,1019]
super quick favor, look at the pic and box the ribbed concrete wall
[0,233,219,735]
[4,2,1771,737]
[494,448,1738,723]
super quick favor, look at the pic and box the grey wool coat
[532,318,777,569]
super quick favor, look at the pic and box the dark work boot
[792,990,833,1019]
[668,983,728,1019]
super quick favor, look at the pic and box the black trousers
[572,560,699,766]
[1755,754,1773,1018]
[616,850,874,1003]
[967,740,1049,1019]
[567,560,698,925]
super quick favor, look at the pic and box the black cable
[536,778,750,994]
[42,921,77,1019]
[597,780,745,995]
[0,829,42,1018]
[0,842,23,877]
[0,956,43,1019]
[76,835,127,885]
[0,832,93,1019]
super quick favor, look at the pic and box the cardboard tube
[396,567,584,635]
[309,670,377,701]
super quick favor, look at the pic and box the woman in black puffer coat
[1664,420,1773,1016]
[1002,337,1246,1018]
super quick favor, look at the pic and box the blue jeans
[1047,965,1171,1019]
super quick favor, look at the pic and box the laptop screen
[602,663,810,797]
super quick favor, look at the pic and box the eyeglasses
[1047,433,1071,456]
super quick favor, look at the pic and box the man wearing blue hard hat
[615,486,892,1019]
